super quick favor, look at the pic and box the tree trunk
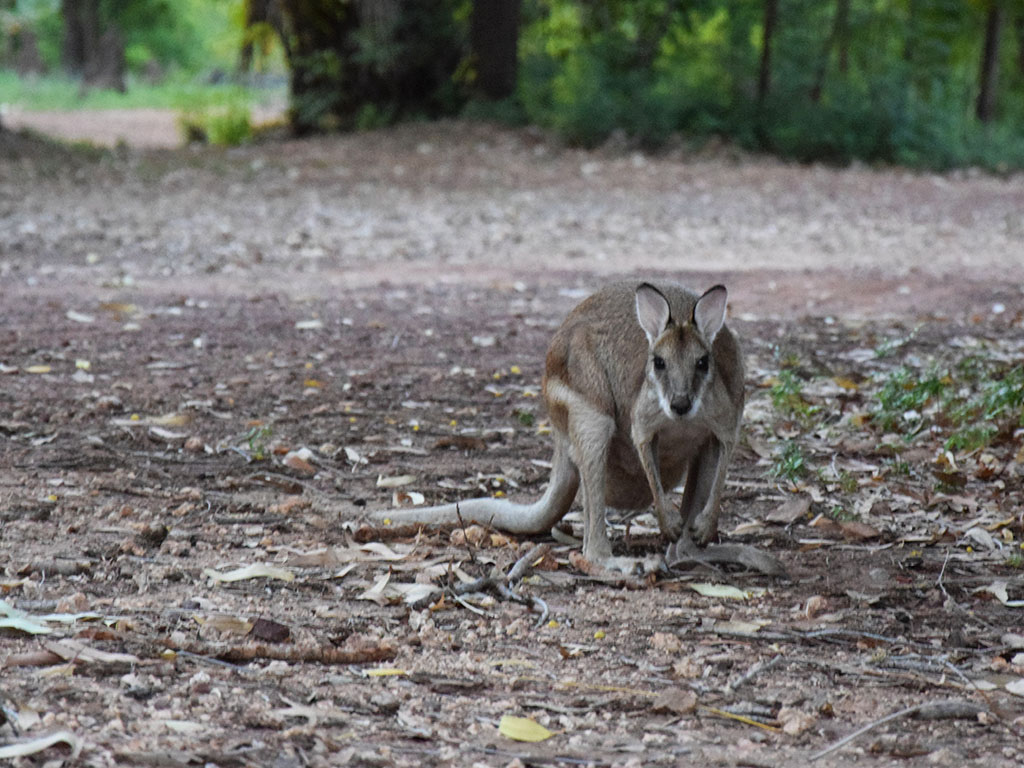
[977,2,1003,123]
[836,0,849,73]
[61,0,94,74]
[810,0,850,103]
[61,0,125,91]
[470,0,520,100]
[758,0,779,103]
[902,0,917,64]
[1015,14,1024,78]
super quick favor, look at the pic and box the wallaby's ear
[635,283,671,344]
[694,285,728,341]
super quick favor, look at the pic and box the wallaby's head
[635,283,728,420]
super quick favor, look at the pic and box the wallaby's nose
[670,396,692,416]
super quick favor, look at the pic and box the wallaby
[375,281,748,573]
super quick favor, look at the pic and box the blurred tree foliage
[3,0,245,77]
[516,0,1024,167]
[275,0,1024,168]
[5,0,1024,168]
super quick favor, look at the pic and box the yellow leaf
[25,365,51,374]
[151,412,191,427]
[593,630,606,640]
[365,668,408,677]
[499,715,555,743]
[304,379,323,388]
[833,376,859,391]
[509,365,522,375]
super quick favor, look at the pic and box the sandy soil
[0,119,1022,767]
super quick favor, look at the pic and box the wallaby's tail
[371,444,580,534]
[374,496,552,534]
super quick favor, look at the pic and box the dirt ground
[1,119,1024,767]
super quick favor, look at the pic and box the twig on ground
[723,653,783,695]
[160,638,396,665]
[449,545,551,626]
[937,545,952,600]
[810,699,989,761]
[455,504,478,565]
[508,543,550,582]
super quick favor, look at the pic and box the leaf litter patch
[1,284,1022,766]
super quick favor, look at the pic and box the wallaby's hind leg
[679,438,729,545]
[565,398,662,574]
[565,411,616,563]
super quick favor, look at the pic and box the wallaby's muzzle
[670,395,693,416]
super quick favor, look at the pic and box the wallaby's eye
[653,355,666,370]
[696,355,710,373]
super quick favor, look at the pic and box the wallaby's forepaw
[656,510,684,542]
[602,555,665,576]
[690,510,719,546]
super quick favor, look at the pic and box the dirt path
[1,122,1023,767]
[3,105,284,149]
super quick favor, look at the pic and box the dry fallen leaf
[651,687,698,715]
[767,496,810,525]
[712,619,767,635]
[0,600,54,634]
[203,563,296,583]
[392,490,426,507]
[0,731,81,760]
[195,614,253,636]
[808,514,843,538]
[376,474,416,488]
[778,706,816,735]
[838,520,882,541]
[283,449,316,475]
[974,580,1024,608]
[688,583,764,601]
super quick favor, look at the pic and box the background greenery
[3,0,1024,168]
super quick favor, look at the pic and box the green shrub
[178,103,252,146]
